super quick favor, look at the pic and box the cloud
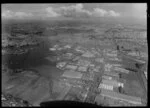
[108,10,120,17]
[46,7,61,17]
[14,12,33,18]
[92,8,107,17]
[54,4,120,18]
[132,3,147,19]
[2,10,13,18]
[2,4,121,19]
[92,8,120,17]
[2,10,33,19]
[57,4,92,17]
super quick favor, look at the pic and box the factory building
[65,64,78,70]
[104,71,119,78]
[98,83,114,91]
[113,67,129,74]
[99,89,142,105]
[102,79,124,88]
[62,70,83,79]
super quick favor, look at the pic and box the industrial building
[98,83,114,91]
[113,67,129,74]
[62,70,83,79]
[65,64,78,70]
[102,75,112,80]
[104,71,119,78]
[99,89,142,105]
[77,66,88,72]
[102,79,124,88]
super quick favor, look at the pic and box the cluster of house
[103,49,122,61]
[127,50,148,59]
[49,44,72,51]
[2,38,8,48]
[140,52,148,58]
[2,49,28,55]
[127,51,140,57]
[2,93,32,107]
[104,63,129,74]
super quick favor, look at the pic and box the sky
[2,3,147,23]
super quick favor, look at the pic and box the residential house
[95,58,104,63]
[104,64,113,72]
[75,46,86,53]
[127,51,140,57]
[77,59,91,67]
[63,53,74,59]
[93,66,101,72]
[73,56,80,61]
[78,66,88,72]
[106,53,117,57]
[140,52,148,58]
[82,73,94,81]
[56,62,67,69]
[82,51,95,58]
[63,45,71,49]
[111,64,122,67]
[108,57,122,61]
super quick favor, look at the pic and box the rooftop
[99,83,114,91]
[113,67,129,74]
[77,66,88,72]
[104,71,119,77]
[102,79,123,87]
[82,51,95,58]
[102,75,112,80]
[62,70,83,79]
[65,64,78,70]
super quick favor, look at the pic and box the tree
[118,86,123,93]
[119,73,122,78]
[117,45,119,51]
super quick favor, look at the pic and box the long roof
[62,70,83,79]
[102,79,121,87]
[104,71,119,77]
[100,89,142,105]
